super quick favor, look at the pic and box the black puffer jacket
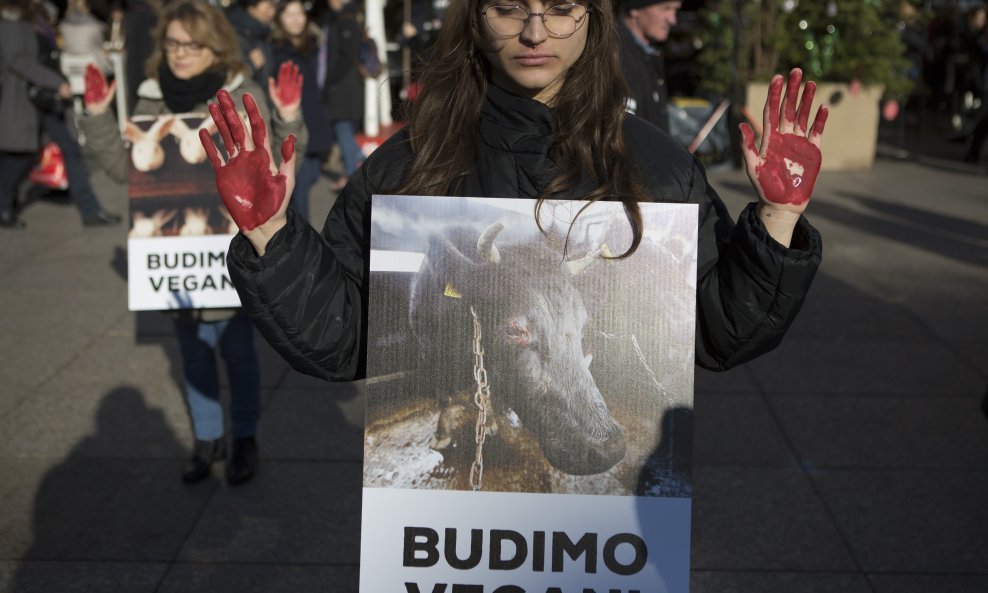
[227,84,822,381]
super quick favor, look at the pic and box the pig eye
[505,320,531,346]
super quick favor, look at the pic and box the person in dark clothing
[123,0,161,114]
[319,0,364,176]
[202,0,828,385]
[227,0,276,89]
[616,0,680,132]
[0,0,119,228]
[271,0,335,221]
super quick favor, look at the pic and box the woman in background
[270,0,335,220]
[81,0,305,485]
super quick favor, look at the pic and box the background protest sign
[361,195,698,592]
[125,113,240,311]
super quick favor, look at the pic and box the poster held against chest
[362,195,698,592]
[126,113,241,311]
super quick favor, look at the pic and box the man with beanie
[617,0,682,132]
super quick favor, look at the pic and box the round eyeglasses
[162,38,208,56]
[480,3,592,39]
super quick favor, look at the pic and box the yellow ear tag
[443,282,462,299]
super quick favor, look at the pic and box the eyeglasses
[162,38,208,55]
[480,3,592,38]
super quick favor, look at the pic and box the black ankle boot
[226,436,258,485]
[182,438,226,484]
[0,211,25,229]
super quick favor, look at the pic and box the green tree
[697,0,912,99]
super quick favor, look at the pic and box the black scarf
[158,63,226,113]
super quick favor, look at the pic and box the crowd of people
[0,0,981,487]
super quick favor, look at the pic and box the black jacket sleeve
[689,159,822,370]
[226,168,371,381]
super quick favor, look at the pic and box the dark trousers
[39,112,101,217]
[0,152,35,216]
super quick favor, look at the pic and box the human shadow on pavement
[816,192,988,268]
[9,387,213,593]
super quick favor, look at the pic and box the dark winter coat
[0,13,65,152]
[617,20,670,133]
[271,38,335,156]
[320,8,364,122]
[227,6,274,90]
[227,84,822,381]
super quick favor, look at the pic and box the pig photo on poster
[364,196,698,497]
[126,113,242,311]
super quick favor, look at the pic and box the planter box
[746,82,883,171]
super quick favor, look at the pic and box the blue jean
[39,111,101,217]
[333,119,361,176]
[173,313,261,441]
[290,155,322,222]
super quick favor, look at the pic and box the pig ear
[155,117,177,139]
[123,121,142,142]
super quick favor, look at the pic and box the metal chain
[469,305,492,491]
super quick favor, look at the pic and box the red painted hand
[740,68,829,212]
[199,91,296,239]
[83,64,116,114]
[268,61,303,112]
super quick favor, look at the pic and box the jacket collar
[136,73,246,102]
[478,83,556,156]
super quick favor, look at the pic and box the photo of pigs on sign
[126,113,243,312]
[365,196,698,497]
[127,114,238,239]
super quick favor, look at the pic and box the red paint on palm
[755,133,821,206]
[273,61,302,107]
[214,149,287,231]
[200,91,292,232]
[84,64,109,106]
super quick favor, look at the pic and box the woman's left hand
[268,61,303,123]
[740,68,829,246]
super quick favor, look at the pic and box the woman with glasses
[80,0,306,485]
[205,0,827,385]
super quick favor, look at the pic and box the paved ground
[0,139,985,593]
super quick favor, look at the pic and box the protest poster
[126,113,239,311]
[361,195,698,593]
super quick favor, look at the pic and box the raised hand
[84,64,116,115]
[268,61,303,122]
[741,68,828,213]
[200,90,296,255]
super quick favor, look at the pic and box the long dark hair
[395,0,648,257]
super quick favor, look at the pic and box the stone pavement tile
[746,341,982,396]
[812,469,988,572]
[690,570,872,593]
[693,394,798,467]
[868,574,988,593]
[0,561,166,593]
[178,461,362,565]
[0,458,216,561]
[0,378,190,459]
[694,366,759,395]
[261,388,364,462]
[1,254,125,296]
[769,395,988,469]
[783,274,933,342]
[0,290,128,395]
[157,563,359,593]
[690,467,856,571]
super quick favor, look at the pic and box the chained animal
[408,223,626,476]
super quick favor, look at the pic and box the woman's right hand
[84,64,116,115]
[200,90,297,256]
